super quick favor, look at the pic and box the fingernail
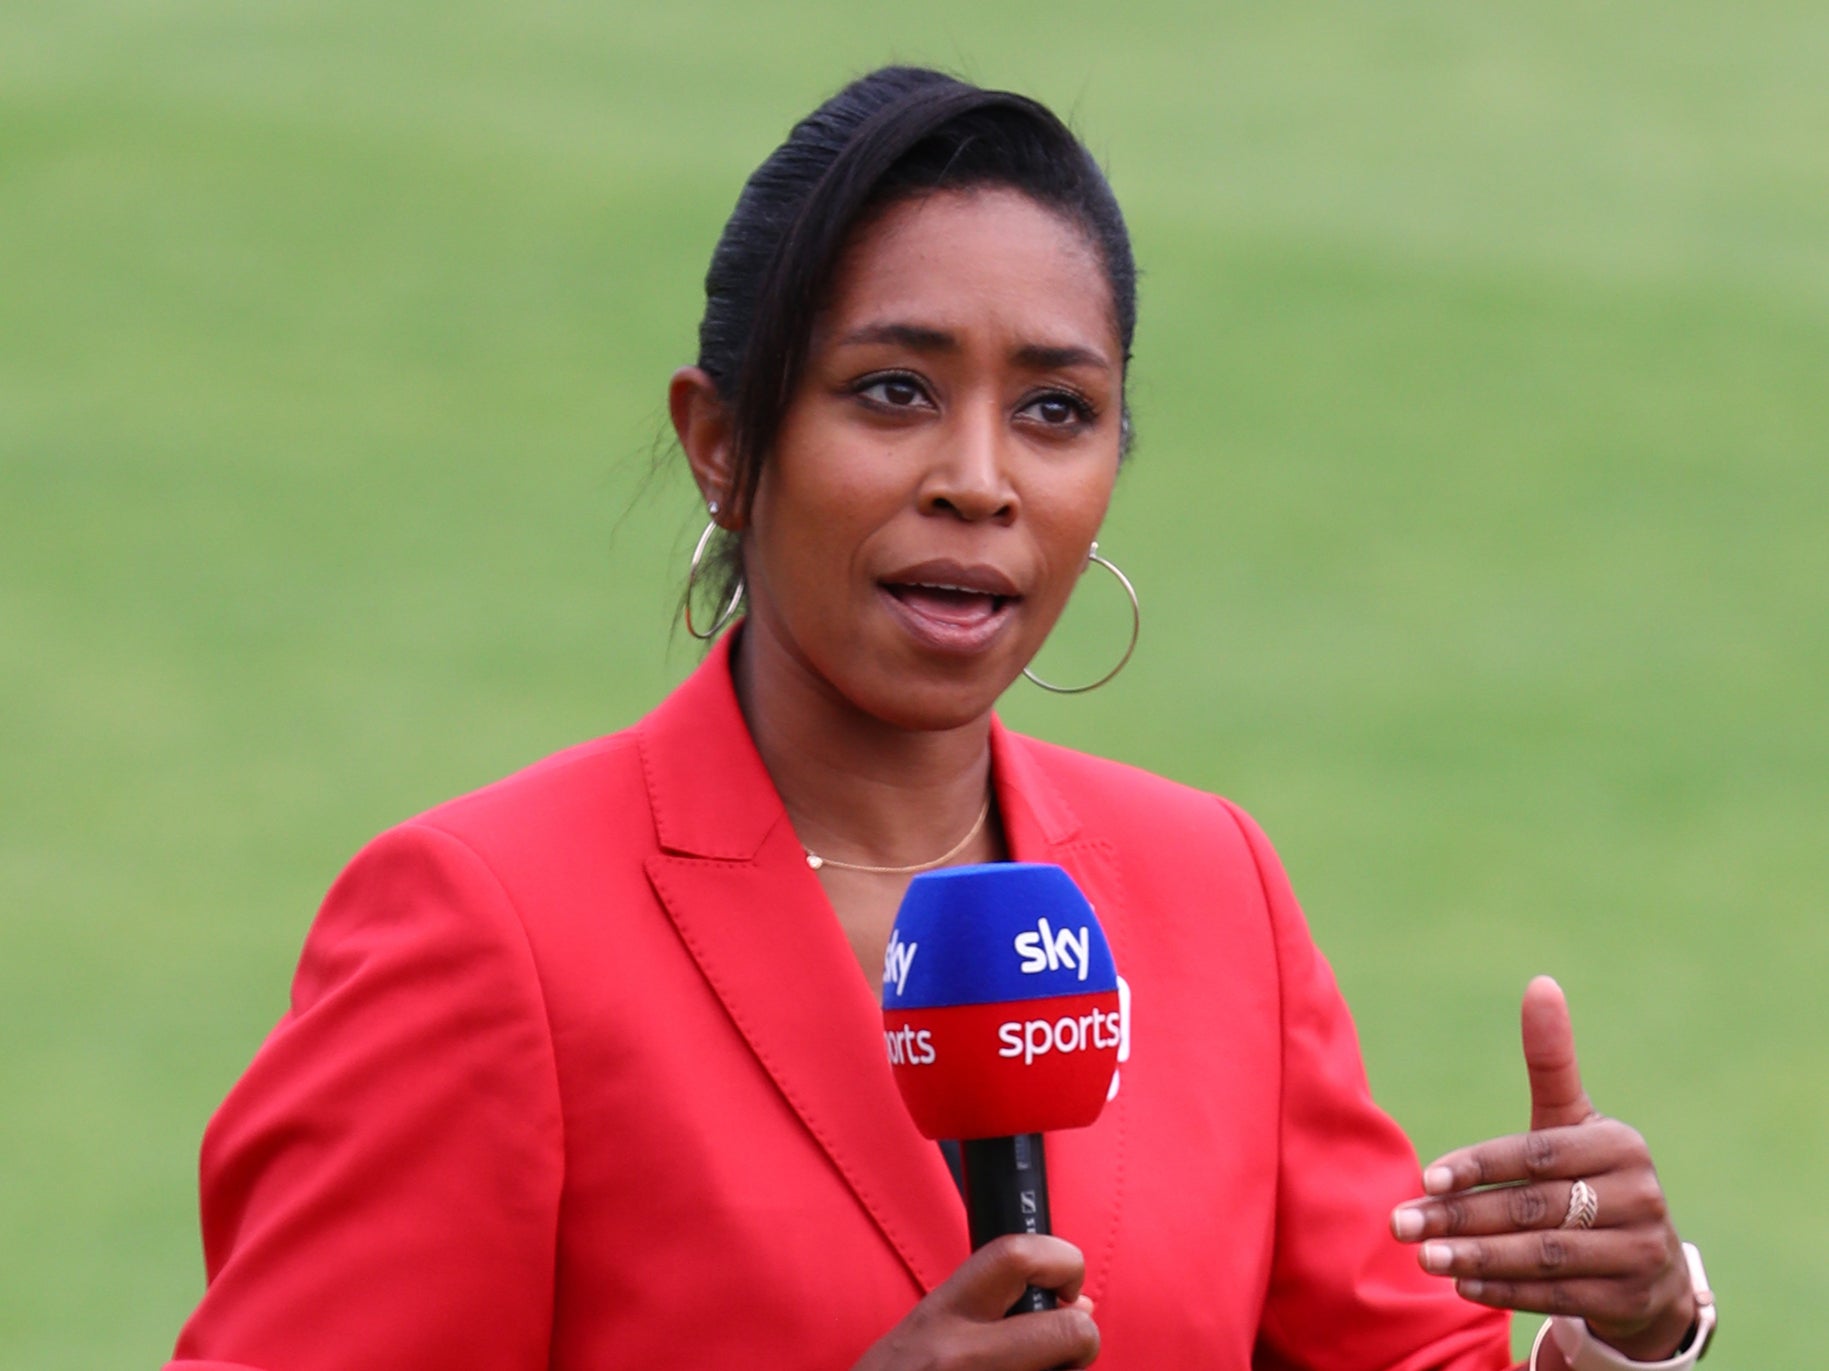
[1457,1278,1486,1301]
[1421,1242,1453,1273]
[1423,1165,1455,1194]
[1391,1208,1424,1241]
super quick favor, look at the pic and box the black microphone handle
[960,1133,1056,1315]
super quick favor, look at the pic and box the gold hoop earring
[1022,542,1140,694]
[684,519,743,641]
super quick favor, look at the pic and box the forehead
[815,188,1119,358]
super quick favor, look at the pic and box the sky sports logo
[884,919,1091,1001]
[996,1004,1122,1064]
[884,1023,936,1065]
[1013,918,1091,981]
[882,930,918,998]
[886,985,1130,1068]
[883,914,1127,1069]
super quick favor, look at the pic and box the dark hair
[689,66,1137,617]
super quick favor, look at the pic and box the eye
[1018,390,1097,428]
[854,372,934,411]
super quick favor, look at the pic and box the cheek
[747,462,885,600]
[756,444,911,571]
[764,407,899,512]
[1036,462,1119,544]
[1030,467,1118,601]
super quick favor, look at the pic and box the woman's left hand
[1391,976,1697,1363]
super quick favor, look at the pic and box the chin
[849,670,1011,734]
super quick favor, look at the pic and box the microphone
[881,863,1123,1314]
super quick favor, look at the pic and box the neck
[732,623,995,870]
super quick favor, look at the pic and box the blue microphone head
[883,863,1118,1008]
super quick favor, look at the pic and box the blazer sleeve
[1219,800,1515,1371]
[166,823,564,1371]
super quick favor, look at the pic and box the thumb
[1521,975,1596,1131]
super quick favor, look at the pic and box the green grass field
[3,3,1824,1365]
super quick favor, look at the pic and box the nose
[917,403,1018,524]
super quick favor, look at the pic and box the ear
[669,367,741,528]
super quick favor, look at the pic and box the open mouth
[877,558,1023,652]
[881,582,1015,627]
[877,564,1023,654]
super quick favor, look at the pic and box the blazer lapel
[638,639,966,1293]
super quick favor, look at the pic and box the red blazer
[168,636,1511,1370]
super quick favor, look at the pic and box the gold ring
[1561,1178,1599,1230]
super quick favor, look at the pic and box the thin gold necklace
[803,795,992,875]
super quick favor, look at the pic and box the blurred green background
[2,2,1823,1365]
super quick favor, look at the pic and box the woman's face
[740,187,1124,731]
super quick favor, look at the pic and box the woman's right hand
[852,1235,1101,1371]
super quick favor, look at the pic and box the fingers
[858,1300,1099,1371]
[1419,1117,1651,1195]
[1454,1274,1664,1321]
[1414,1224,1679,1286]
[1434,1232,1692,1333]
[1521,976,1596,1131]
[1392,1169,1669,1242]
[862,1235,1096,1371]
[937,1234,1088,1319]
[999,1307,1101,1371]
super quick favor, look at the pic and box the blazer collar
[637,633,789,861]
[636,634,1125,1301]
[637,633,1084,859]
[987,711,1081,852]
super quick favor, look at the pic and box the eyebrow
[1011,342,1111,372]
[833,322,1112,372]
[834,322,956,352]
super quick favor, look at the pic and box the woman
[167,67,1711,1371]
